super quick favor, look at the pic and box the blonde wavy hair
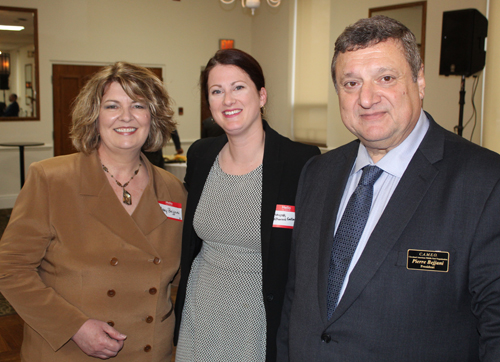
[70,61,176,154]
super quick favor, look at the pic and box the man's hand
[72,319,127,359]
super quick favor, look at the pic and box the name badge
[407,249,449,272]
[158,201,182,221]
[273,204,295,229]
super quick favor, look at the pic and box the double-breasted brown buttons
[146,316,154,323]
[110,258,118,266]
[144,345,152,352]
[149,287,157,295]
[107,289,116,297]
[153,257,161,265]
[107,321,115,327]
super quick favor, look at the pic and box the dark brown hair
[70,61,175,154]
[331,15,422,90]
[200,49,265,104]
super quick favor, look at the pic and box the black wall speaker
[0,75,8,90]
[439,9,488,77]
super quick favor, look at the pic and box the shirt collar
[354,109,430,177]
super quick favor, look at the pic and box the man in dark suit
[3,93,19,117]
[277,16,500,361]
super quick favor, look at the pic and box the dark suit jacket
[277,113,500,362]
[3,100,19,117]
[201,117,225,138]
[0,151,186,362]
[174,120,320,361]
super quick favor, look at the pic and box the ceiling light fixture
[0,53,10,75]
[220,0,281,16]
[0,25,24,31]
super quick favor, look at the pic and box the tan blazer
[0,151,186,362]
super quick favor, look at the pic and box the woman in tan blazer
[0,62,186,361]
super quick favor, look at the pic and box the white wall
[251,0,294,137]
[292,0,330,145]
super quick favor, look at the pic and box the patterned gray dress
[176,156,266,362]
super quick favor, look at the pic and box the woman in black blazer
[174,49,320,362]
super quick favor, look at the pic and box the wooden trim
[369,1,427,64]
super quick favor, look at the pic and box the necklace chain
[101,161,142,205]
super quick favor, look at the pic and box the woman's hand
[71,319,127,359]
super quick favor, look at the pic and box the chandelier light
[0,53,10,91]
[0,53,10,75]
[220,0,281,15]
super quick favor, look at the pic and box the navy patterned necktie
[327,165,383,320]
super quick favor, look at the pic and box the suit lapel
[328,117,445,324]
[79,152,160,256]
[261,122,285,271]
[131,156,172,242]
[317,144,358,323]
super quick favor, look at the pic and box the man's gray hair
[331,15,422,90]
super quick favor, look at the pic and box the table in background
[0,142,45,188]
[164,162,186,182]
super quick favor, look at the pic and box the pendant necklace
[102,161,142,205]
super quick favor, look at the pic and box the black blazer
[174,121,320,361]
[277,113,500,361]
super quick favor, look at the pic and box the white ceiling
[0,9,35,52]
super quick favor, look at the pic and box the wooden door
[52,64,163,156]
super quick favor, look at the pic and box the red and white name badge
[158,201,183,221]
[273,204,295,229]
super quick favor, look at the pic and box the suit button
[110,258,118,266]
[107,289,116,297]
[321,333,331,343]
[146,316,154,323]
[107,321,114,327]
[144,345,152,352]
[266,294,274,302]
[149,287,157,295]
[153,257,161,265]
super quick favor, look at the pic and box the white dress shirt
[334,109,430,305]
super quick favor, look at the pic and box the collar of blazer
[191,119,279,160]
[186,119,284,191]
[78,151,170,256]
[322,112,445,325]
[261,121,287,264]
